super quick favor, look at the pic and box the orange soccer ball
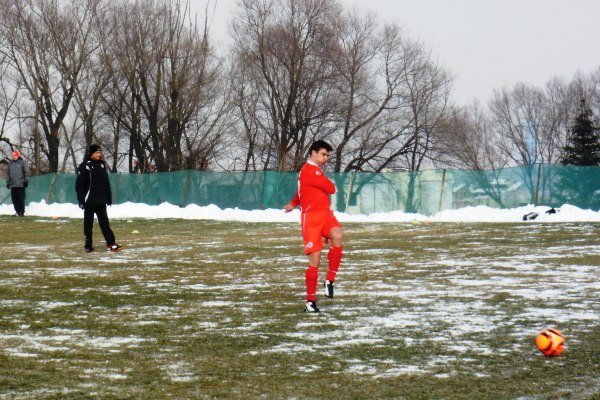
[535,329,565,357]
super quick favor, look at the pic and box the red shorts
[301,210,341,254]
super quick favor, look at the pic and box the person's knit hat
[87,144,101,155]
[11,150,20,158]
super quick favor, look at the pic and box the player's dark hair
[309,140,333,155]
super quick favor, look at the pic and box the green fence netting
[1,164,599,214]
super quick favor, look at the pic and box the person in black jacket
[75,144,122,253]
[6,149,30,216]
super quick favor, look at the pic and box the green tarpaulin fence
[2,164,599,214]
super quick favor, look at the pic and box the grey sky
[201,0,600,104]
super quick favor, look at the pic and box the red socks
[305,265,318,302]
[326,246,342,282]
[305,246,342,302]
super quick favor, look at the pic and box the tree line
[0,0,598,175]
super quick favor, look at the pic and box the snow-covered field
[0,205,599,398]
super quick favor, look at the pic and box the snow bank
[1,201,599,223]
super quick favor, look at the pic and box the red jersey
[290,160,336,213]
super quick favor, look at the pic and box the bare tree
[542,76,581,164]
[434,102,510,207]
[436,102,505,170]
[0,0,101,172]
[378,39,452,211]
[489,82,578,204]
[0,52,23,157]
[589,67,600,120]
[67,0,113,169]
[181,63,236,171]
[331,35,452,174]
[105,0,223,172]
[394,40,452,172]
[328,14,405,172]
[98,2,146,172]
[490,83,563,166]
[231,58,263,171]
[231,0,340,171]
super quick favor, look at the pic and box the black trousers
[11,187,26,216]
[83,205,115,248]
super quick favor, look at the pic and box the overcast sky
[200,0,600,104]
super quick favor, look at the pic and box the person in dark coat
[75,144,122,253]
[6,149,30,216]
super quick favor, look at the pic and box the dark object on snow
[523,212,539,221]
[545,207,559,214]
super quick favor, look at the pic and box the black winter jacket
[6,158,30,188]
[75,158,113,207]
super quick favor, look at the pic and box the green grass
[0,216,599,399]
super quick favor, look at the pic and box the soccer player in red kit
[284,140,343,313]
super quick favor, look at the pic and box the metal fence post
[534,163,542,205]
[45,173,57,203]
[344,171,357,212]
[437,169,446,212]
[182,169,191,207]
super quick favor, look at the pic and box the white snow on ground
[0,332,147,355]
[0,200,598,391]
[1,200,599,222]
